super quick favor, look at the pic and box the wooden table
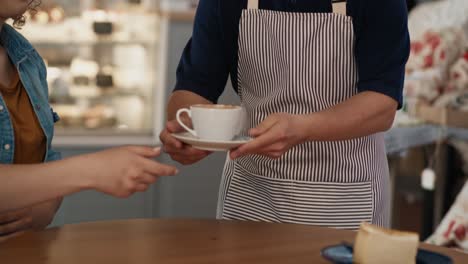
[0,219,467,264]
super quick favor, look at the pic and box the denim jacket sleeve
[46,149,62,162]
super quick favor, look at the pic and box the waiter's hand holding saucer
[159,93,214,165]
[160,119,212,165]
[230,113,308,160]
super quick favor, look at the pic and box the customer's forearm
[167,90,213,120]
[0,157,91,212]
[30,198,62,229]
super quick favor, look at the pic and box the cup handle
[176,108,197,137]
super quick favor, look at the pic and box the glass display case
[21,0,167,146]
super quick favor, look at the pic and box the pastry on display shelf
[96,65,115,89]
[112,95,145,130]
[70,58,99,78]
[51,104,83,128]
[23,9,157,44]
[53,104,118,129]
[69,58,101,93]
[83,105,117,129]
[113,45,148,91]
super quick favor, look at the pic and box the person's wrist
[296,114,318,142]
[66,155,95,191]
[291,115,308,143]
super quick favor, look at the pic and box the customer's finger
[0,209,30,225]
[0,217,32,236]
[134,183,150,193]
[127,146,159,158]
[0,231,26,243]
[140,158,178,176]
[164,144,210,157]
[152,147,163,157]
[137,173,159,185]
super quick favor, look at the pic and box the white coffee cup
[176,104,243,141]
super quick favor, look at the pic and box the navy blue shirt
[175,0,410,108]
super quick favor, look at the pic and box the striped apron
[217,0,391,229]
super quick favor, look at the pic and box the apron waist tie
[247,0,347,15]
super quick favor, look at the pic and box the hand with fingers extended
[230,113,309,160]
[79,146,179,198]
[159,119,212,165]
[0,208,32,243]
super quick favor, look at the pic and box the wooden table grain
[0,219,466,264]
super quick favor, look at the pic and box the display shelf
[31,39,156,46]
[385,124,468,154]
[385,125,442,154]
[21,1,169,145]
[448,127,468,141]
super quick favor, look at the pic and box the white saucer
[172,132,252,152]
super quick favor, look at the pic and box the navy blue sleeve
[174,0,229,103]
[353,0,410,109]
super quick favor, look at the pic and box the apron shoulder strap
[247,0,259,10]
[332,0,347,15]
